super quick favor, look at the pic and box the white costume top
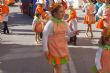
[96,3,106,17]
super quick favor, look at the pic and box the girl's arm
[42,20,53,52]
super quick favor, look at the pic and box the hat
[48,3,59,12]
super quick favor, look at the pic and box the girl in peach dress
[43,3,78,73]
[83,2,96,38]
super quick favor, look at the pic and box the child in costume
[83,2,96,38]
[43,4,78,73]
[67,5,78,45]
[95,28,110,73]
[35,3,48,19]
[2,2,10,34]
[32,13,43,44]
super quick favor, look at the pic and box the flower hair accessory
[48,3,59,12]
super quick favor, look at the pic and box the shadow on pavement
[0,43,53,73]
[69,47,96,73]
[8,12,33,26]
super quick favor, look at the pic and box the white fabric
[95,3,105,17]
[82,3,88,13]
[71,18,77,31]
[3,14,8,21]
[32,16,38,30]
[95,47,102,70]
[42,20,75,52]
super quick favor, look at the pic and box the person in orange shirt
[67,5,78,45]
[2,2,10,34]
[35,3,48,19]
[0,1,3,23]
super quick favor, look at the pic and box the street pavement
[0,3,102,73]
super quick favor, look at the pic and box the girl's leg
[73,35,77,45]
[35,33,39,44]
[86,25,89,37]
[89,24,93,38]
[38,33,41,43]
[54,64,62,73]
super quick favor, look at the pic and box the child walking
[43,3,78,73]
[32,13,43,44]
[3,1,10,34]
[83,2,96,38]
[67,5,78,45]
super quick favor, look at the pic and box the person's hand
[100,16,105,20]
[44,51,49,59]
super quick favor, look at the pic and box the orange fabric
[101,49,110,73]
[2,5,9,15]
[48,54,52,64]
[36,6,47,19]
[55,57,60,64]
[67,10,77,22]
[48,22,68,57]
[0,15,3,22]
[34,22,44,33]
[5,0,15,5]
[0,4,3,15]
[84,14,95,24]
[47,54,68,64]
[61,0,67,10]
[96,19,104,29]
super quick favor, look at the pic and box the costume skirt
[84,14,95,24]
[47,53,69,65]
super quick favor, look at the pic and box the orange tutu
[101,49,110,73]
[47,53,69,65]
[34,22,44,33]
[84,14,95,24]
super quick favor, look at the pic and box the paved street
[0,3,102,73]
